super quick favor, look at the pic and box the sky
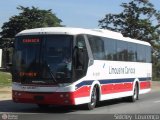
[0,0,160,31]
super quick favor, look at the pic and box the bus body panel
[12,60,151,105]
[12,27,152,107]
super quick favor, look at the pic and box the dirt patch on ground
[0,93,12,101]
[0,86,11,93]
[0,86,12,100]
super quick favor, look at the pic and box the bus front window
[12,35,73,84]
[45,35,73,82]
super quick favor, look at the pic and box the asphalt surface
[0,90,160,120]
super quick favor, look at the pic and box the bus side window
[88,35,105,60]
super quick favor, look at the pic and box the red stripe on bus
[73,86,91,98]
[101,83,133,94]
[140,81,151,89]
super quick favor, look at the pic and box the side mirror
[6,63,12,72]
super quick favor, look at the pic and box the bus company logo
[2,114,8,120]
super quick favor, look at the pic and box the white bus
[12,27,152,110]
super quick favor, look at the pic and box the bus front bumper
[12,90,75,105]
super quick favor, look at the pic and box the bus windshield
[12,35,73,84]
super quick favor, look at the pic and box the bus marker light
[64,100,69,103]
[60,94,64,98]
[65,94,69,97]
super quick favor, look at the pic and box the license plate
[21,86,37,90]
[34,96,44,101]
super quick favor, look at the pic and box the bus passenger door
[73,35,89,81]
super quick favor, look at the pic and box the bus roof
[16,27,151,46]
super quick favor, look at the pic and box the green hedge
[0,72,12,87]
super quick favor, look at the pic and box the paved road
[0,90,160,120]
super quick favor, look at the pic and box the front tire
[87,87,97,110]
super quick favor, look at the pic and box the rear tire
[128,83,139,102]
[87,86,97,110]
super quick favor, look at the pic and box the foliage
[99,0,160,45]
[99,0,160,80]
[0,6,63,48]
[0,72,11,87]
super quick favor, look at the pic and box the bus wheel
[87,86,97,110]
[37,104,49,109]
[129,83,139,102]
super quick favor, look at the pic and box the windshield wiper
[47,64,58,84]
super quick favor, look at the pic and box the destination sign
[22,38,40,43]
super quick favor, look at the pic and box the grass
[0,72,12,87]
[153,78,160,81]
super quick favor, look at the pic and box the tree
[0,6,63,68]
[0,6,63,48]
[99,0,160,45]
[99,0,160,80]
